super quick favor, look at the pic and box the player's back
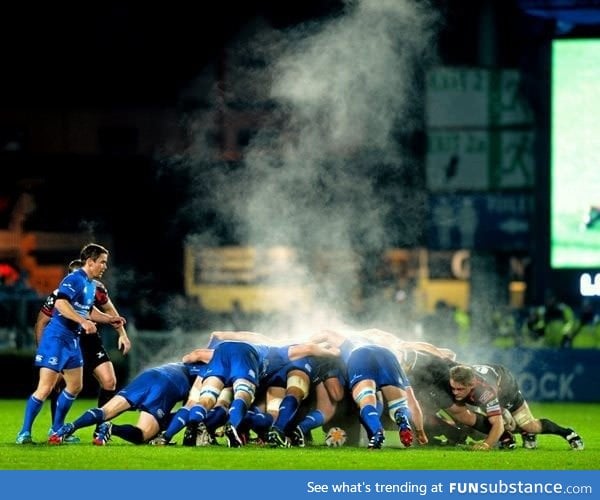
[260,344,293,380]
[401,350,456,390]
[149,362,196,397]
[471,364,503,387]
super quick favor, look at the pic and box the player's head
[80,243,110,279]
[80,243,109,262]
[68,259,83,273]
[449,365,475,401]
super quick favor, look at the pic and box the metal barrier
[125,327,211,380]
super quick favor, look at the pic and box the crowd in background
[2,263,599,352]
[420,295,600,350]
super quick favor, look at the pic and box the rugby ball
[325,427,347,447]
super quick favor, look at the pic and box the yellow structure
[183,245,315,313]
[184,243,473,315]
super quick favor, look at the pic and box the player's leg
[82,332,116,429]
[17,367,61,443]
[92,360,117,407]
[381,385,413,447]
[239,387,278,444]
[277,371,310,432]
[51,366,83,433]
[49,374,65,422]
[269,370,310,447]
[351,379,383,448]
[90,360,118,440]
[225,377,257,447]
[163,376,223,443]
[512,401,584,450]
[292,381,335,447]
[187,388,233,446]
[110,411,160,444]
[53,394,130,446]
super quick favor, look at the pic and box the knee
[34,385,54,401]
[233,380,256,405]
[66,382,83,396]
[94,363,117,390]
[36,379,59,400]
[100,377,117,391]
[519,420,541,434]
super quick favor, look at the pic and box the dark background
[0,2,354,107]
[0,2,359,289]
[1,1,599,301]
[0,1,540,106]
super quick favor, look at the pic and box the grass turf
[1,399,597,470]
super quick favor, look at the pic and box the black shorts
[79,333,111,371]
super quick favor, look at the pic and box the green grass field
[1,399,598,470]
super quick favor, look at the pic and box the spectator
[526,291,576,348]
[569,299,600,349]
[421,300,459,346]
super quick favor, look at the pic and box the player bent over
[51,361,206,445]
[449,364,584,451]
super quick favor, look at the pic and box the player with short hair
[396,348,485,446]
[35,258,131,443]
[16,243,125,444]
[449,364,584,451]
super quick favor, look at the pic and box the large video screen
[551,38,600,269]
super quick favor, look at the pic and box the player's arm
[54,297,97,334]
[313,381,338,422]
[437,347,457,361]
[209,330,277,345]
[444,402,484,434]
[473,412,504,451]
[100,297,131,354]
[288,342,340,361]
[309,329,347,348]
[34,310,51,347]
[323,375,345,402]
[182,348,214,364]
[405,386,428,445]
[399,340,457,360]
[89,305,126,328]
[35,293,56,347]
